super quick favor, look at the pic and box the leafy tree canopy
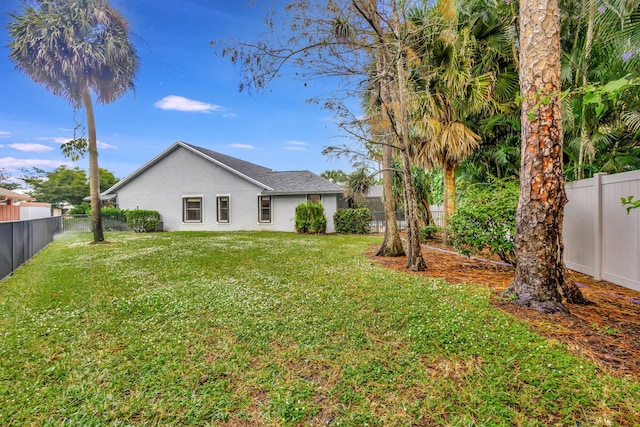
[320,169,349,185]
[27,166,118,207]
[0,169,22,191]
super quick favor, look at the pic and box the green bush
[334,208,372,234]
[420,224,439,241]
[101,207,127,222]
[294,201,327,234]
[102,207,129,231]
[125,210,161,233]
[450,180,519,266]
[68,202,91,214]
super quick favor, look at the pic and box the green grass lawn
[1,231,638,426]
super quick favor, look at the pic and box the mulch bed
[367,239,640,382]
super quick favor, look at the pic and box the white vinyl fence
[564,170,640,291]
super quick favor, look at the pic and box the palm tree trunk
[422,199,433,226]
[502,0,585,313]
[443,166,456,218]
[577,0,595,181]
[376,139,405,257]
[82,87,104,243]
[442,165,456,245]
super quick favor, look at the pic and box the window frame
[258,195,272,223]
[216,195,230,223]
[183,196,203,223]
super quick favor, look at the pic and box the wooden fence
[564,170,640,291]
[0,205,20,222]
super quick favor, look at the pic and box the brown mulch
[367,239,640,382]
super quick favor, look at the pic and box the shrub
[68,202,91,214]
[334,208,372,234]
[420,224,439,241]
[126,210,161,233]
[450,180,519,266]
[101,207,129,231]
[294,201,327,234]
[101,207,127,221]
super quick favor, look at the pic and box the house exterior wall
[268,193,338,233]
[115,146,339,232]
[19,203,52,220]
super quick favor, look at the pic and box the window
[183,197,202,223]
[307,194,321,204]
[217,196,229,223]
[258,195,271,223]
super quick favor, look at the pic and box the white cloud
[154,95,221,113]
[284,140,309,151]
[97,141,117,149]
[0,131,10,138]
[229,144,255,149]
[38,136,116,150]
[38,136,72,144]
[9,143,54,153]
[0,157,69,171]
[223,113,238,118]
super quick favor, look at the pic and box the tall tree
[503,0,585,312]
[8,0,139,243]
[99,168,119,192]
[24,166,118,207]
[0,169,21,191]
[218,0,427,270]
[28,166,89,207]
[411,1,500,226]
[360,78,405,257]
[320,169,349,185]
[375,137,405,257]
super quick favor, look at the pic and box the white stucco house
[102,141,344,232]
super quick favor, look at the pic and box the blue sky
[0,0,353,184]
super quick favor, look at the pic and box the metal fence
[62,214,92,232]
[0,216,62,281]
[370,211,406,233]
[61,215,130,232]
[369,205,445,233]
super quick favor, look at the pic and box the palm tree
[343,168,375,208]
[8,0,139,243]
[409,1,497,238]
[560,0,640,180]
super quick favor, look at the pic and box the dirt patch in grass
[367,240,640,382]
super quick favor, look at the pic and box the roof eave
[262,190,344,196]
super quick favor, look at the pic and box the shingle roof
[187,144,343,194]
[184,143,273,177]
[0,187,32,201]
[104,142,343,196]
[255,170,345,195]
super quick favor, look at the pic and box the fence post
[593,172,606,281]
